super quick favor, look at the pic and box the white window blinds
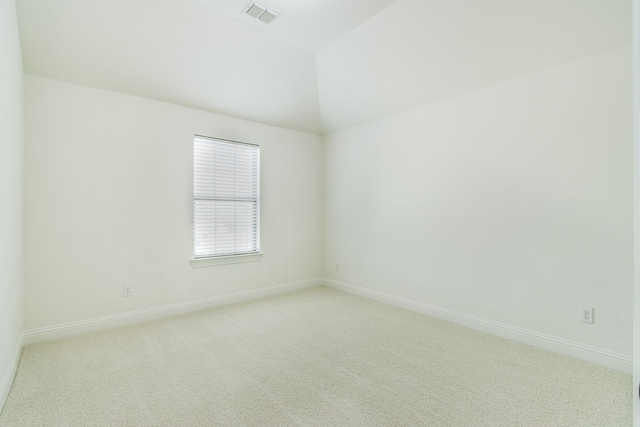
[193,136,260,258]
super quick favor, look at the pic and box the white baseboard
[19,277,633,373]
[0,335,23,414]
[23,278,323,345]
[323,278,633,373]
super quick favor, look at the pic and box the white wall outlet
[123,284,133,297]
[336,263,340,271]
[579,306,593,324]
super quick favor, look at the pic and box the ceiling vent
[243,2,279,24]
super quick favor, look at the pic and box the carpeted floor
[0,286,632,426]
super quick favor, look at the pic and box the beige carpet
[0,286,632,426]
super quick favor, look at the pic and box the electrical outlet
[579,306,593,324]
[336,263,340,272]
[123,284,133,297]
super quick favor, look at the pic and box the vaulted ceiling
[196,0,398,53]
[16,0,631,135]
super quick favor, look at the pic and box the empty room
[1,0,638,425]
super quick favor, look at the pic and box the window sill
[190,252,263,268]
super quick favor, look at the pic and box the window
[193,135,260,258]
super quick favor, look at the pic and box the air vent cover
[245,3,266,19]
[243,2,279,24]
[258,9,277,24]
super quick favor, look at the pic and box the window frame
[191,135,261,263]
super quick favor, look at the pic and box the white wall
[23,75,323,331]
[633,0,639,420]
[0,0,23,409]
[324,47,634,359]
